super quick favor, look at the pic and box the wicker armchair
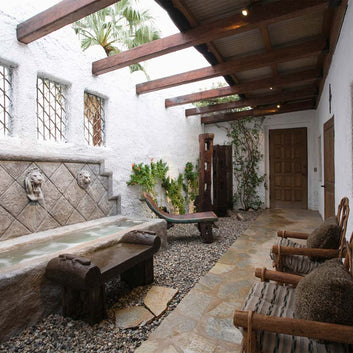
[271,197,349,275]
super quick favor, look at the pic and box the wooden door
[213,145,233,216]
[269,128,308,208]
[323,117,335,219]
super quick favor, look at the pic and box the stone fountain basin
[0,215,166,342]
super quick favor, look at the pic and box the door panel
[269,128,308,208]
[323,117,335,219]
[213,145,233,216]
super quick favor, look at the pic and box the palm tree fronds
[73,0,160,77]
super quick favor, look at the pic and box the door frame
[323,116,335,219]
[264,120,312,209]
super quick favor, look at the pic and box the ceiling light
[269,87,273,90]
[277,104,281,109]
[241,8,248,16]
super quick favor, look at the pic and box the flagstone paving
[136,208,322,353]
[144,286,179,317]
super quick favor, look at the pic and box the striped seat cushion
[241,282,351,353]
[270,238,322,275]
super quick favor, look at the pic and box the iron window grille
[36,77,66,141]
[0,64,12,136]
[84,92,105,146]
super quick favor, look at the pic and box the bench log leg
[199,223,214,243]
[87,285,106,325]
[62,287,82,319]
[62,285,105,325]
[121,258,154,289]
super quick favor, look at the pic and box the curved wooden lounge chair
[234,237,353,353]
[142,192,218,243]
[271,197,350,275]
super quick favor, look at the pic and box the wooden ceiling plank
[185,86,317,116]
[165,69,320,107]
[201,100,315,124]
[17,0,120,44]
[136,37,325,95]
[172,0,240,84]
[93,0,329,75]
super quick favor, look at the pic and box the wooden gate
[269,128,308,208]
[213,145,233,216]
[323,117,335,219]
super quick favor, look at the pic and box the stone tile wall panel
[0,159,119,241]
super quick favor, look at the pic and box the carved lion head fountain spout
[24,168,44,201]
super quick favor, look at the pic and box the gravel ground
[0,210,261,353]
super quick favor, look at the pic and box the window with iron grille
[36,77,66,141]
[84,92,105,146]
[0,64,12,136]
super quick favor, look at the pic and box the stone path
[136,208,322,353]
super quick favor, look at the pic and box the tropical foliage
[73,0,160,78]
[127,159,199,214]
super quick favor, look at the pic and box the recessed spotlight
[241,8,248,16]
[269,87,273,90]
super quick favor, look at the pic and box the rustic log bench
[143,192,218,243]
[45,230,161,324]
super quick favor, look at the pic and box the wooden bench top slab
[89,243,154,282]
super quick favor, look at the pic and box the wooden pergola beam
[185,87,317,117]
[136,37,325,95]
[165,69,320,107]
[172,0,240,85]
[93,0,328,75]
[17,0,119,44]
[201,100,315,124]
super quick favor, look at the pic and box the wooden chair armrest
[272,245,339,258]
[254,267,302,286]
[277,230,309,239]
[233,310,353,344]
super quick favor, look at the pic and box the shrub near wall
[127,159,198,214]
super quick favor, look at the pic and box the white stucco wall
[205,109,318,210]
[315,0,353,235]
[0,1,204,217]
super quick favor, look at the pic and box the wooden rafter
[92,0,328,75]
[172,0,240,85]
[260,25,278,78]
[136,37,325,95]
[185,87,317,117]
[165,69,320,107]
[201,100,315,124]
[17,0,120,44]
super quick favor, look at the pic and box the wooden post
[199,133,214,212]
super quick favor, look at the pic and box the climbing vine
[127,159,199,214]
[227,117,266,210]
